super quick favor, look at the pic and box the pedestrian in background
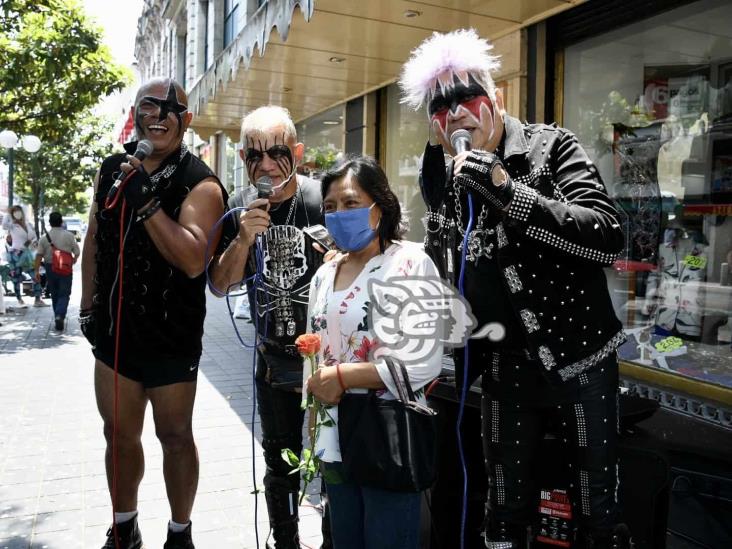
[34,211,80,330]
[2,205,47,307]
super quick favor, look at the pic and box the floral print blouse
[303,241,444,463]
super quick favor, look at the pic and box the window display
[383,84,430,244]
[563,0,732,392]
[295,105,345,179]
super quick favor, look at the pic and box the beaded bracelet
[137,200,162,222]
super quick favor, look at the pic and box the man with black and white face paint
[211,106,331,549]
[80,77,227,549]
[400,29,632,549]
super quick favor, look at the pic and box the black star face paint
[427,73,497,153]
[244,132,296,196]
[134,80,189,143]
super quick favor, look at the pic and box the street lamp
[0,129,42,207]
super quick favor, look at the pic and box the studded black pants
[480,352,620,540]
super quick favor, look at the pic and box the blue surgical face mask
[325,204,378,252]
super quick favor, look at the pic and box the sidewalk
[0,271,324,548]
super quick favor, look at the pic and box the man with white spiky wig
[400,29,632,549]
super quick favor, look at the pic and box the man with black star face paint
[211,106,331,549]
[400,30,632,549]
[80,77,227,549]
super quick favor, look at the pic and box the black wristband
[457,151,516,210]
[137,200,162,223]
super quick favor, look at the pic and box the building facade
[132,0,732,427]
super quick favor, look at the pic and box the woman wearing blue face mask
[302,156,444,549]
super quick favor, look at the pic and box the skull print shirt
[243,176,326,381]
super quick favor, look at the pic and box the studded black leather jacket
[420,115,626,382]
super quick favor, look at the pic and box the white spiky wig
[399,28,501,110]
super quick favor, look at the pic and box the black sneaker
[54,316,64,331]
[101,515,143,549]
[164,522,194,549]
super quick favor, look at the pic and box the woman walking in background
[2,206,47,307]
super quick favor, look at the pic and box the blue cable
[204,206,248,298]
[204,206,260,350]
[456,193,475,549]
[252,239,262,548]
[250,237,273,549]
[204,207,272,548]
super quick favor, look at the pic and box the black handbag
[337,357,438,492]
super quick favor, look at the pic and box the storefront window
[295,105,345,179]
[383,83,430,244]
[563,0,732,390]
[217,134,238,193]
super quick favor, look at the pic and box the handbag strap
[384,356,417,403]
[46,232,55,249]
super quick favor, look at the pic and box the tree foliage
[0,0,129,139]
[0,0,131,230]
[13,113,116,232]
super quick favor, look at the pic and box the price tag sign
[655,336,684,353]
[683,255,707,269]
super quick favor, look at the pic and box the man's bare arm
[140,178,224,278]
[209,234,250,295]
[208,197,270,296]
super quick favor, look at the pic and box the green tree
[0,0,130,229]
[0,0,129,137]
[13,113,116,232]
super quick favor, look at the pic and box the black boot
[483,518,529,549]
[164,522,195,549]
[584,523,633,549]
[264,486,300,549]
[101,515,143,549]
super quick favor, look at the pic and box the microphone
[107,139,154,202]
[450,129,472,155]
[255,176,273,210]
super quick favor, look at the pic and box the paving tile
[0,270,324,548]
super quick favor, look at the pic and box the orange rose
[295,333,321,356]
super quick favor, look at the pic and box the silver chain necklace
[284,183,300,226]
[453,182,495,263]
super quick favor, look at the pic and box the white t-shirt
[1,214,36,251]
[302,241,444,463]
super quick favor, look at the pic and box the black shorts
[93,347,200,388]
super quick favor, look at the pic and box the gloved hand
[79,308,97,349]
[454,150,515,211]
[122,164,157,210]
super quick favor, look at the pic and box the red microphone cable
[106,196,132,549]
[105,169,138,210]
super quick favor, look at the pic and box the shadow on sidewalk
[0,304,84,356]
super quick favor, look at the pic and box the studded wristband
[457,151,515,210]
[506,183,539,225]
[137,200,162,223]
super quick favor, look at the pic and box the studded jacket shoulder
[419,114,626,382]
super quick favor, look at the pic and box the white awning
[188,0,583,140]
